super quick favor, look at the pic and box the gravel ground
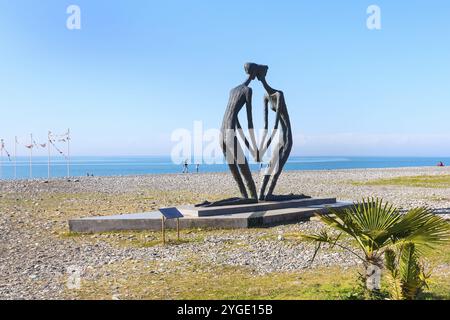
[0,166,449,299]
[2,166,450,210]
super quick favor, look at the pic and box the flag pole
[48,131,51,180]
[29,133,33,179]
[67,128,70,178]
[0,139,3,180]
[14,136,17,179]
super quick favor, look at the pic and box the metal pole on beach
[0,139,3,180]
[29,133,33,179]
[14,136,17,179]
[48,131,51,180]
[67,128,70,178]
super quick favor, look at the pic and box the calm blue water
[0,156,448,180]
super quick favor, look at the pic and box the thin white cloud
[293,133,450,156]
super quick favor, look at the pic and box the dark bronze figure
[196,63,308,207]
[220,63,259,202]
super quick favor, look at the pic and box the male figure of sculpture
[196,63,261,207]
[220,63,260,203]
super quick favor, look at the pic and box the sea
[0,156,448,180]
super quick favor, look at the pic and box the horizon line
[5,154,450,158]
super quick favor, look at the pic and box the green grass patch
[353,175,450,188]
[423,275,450,300]
[426,243,450,265]
[70,257,450,300]
[59,229,208,247]
[70,261,361,300]
[58,227,267,248]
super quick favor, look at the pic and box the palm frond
[300,230,334,265]
[384,248,403,300]
[318,198,402,256]
[352,198,400,232]
[300,228,366,262]
[390,207,450,251]
[316,208,367,251]
[399,242,425,299]
[300,229,337,244]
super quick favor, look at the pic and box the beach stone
[1,167,449,299]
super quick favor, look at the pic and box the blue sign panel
[159,207,183,219]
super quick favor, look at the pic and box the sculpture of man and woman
[199,63,307,207]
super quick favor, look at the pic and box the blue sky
[1,0,450,156]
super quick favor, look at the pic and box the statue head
[244,63,268,80]
[244,62,258,80]
[256,64,268,81]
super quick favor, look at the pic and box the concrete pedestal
[68,198,352,233]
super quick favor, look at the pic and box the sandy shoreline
[1,166,449,299]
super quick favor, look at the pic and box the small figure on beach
[196,163,200,173]
[182,159,189,173]
[437,161,445,167]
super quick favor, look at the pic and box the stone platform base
[179,197,337,217]
[68,198,353,233]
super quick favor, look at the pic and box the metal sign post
[161,216,166,245]
[158,207,183,245]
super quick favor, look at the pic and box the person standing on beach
[182,159,189,173]
[196,163,200,173]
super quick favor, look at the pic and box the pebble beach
[1,166,449,299]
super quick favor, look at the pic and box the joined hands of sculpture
[196,63,309,207]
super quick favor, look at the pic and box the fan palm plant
[384,242,431,300]
[302,198,449,294]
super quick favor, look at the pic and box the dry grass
[65,257,450,300]
[353,175,450,188]
[66,259,360,300]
